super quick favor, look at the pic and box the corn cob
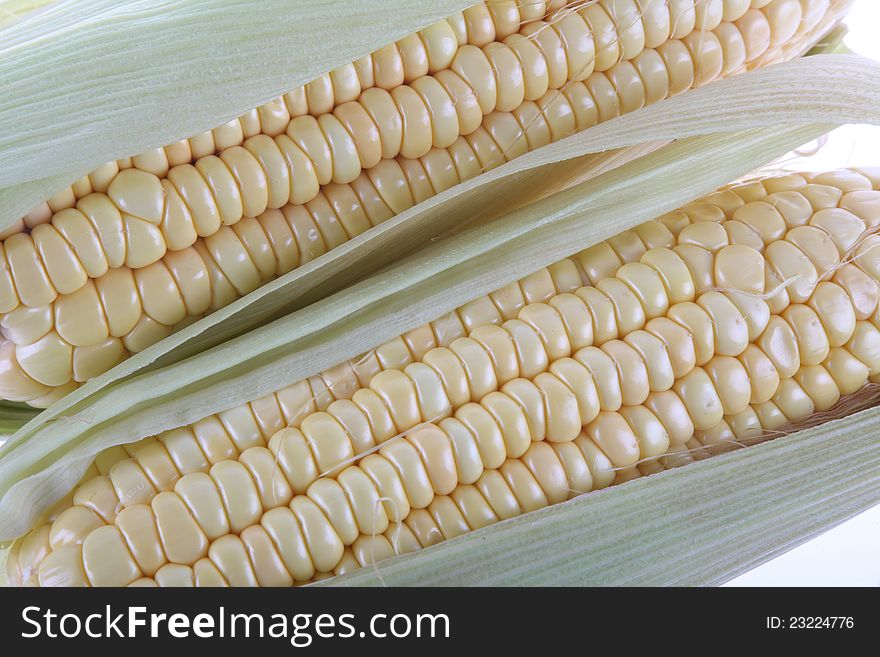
[8,166,880,587]
[0,0,850,406]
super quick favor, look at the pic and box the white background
[725,0,880,586]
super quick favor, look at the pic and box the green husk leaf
[1,54,874,432]
[0,0,475,228]
[0,122,830,540]
[318,403,880,586]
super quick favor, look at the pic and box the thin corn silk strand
[464,0,755,172]
[489,0,759,164]
[10,170,880,585]
[327,384,880,583]
[0,0,856,406]
[320,402,880,586]
[665,383,880,462]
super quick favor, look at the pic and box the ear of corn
[9,164,880,586]
[2,114,852,560]
[0,0,855,409]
